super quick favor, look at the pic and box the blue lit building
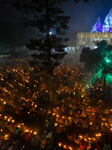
[77,8,112,48]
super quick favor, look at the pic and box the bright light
[104,57,111,63]
[49,31,52,35]
[107,59,110,62]
[106,59,110,63]
[58,143,62,147]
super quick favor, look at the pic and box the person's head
[81,139,85,143]
[8,143,12,148]
[48,129,51,133]
[105,140,109,145]
[32,135,35,138]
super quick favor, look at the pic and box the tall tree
[2,0,95,72]
[2,0,96,102]
[80,40,112,88]
[2,0,71,103]
[9,1,70,74]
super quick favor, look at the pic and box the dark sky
[0,0,112,48]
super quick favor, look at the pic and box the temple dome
[102,8,112,32]
[91,8,112,32]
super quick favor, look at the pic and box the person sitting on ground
[15,127,20,136]
[67,131,74,141]
[46,129,52,141]
[30,135,39,147]
[80,139,87,150]
[102,140,111,150]
[7,142,13,150]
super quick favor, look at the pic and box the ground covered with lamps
[0,59,112,150]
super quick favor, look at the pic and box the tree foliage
[2,0,71,74]
[80,40,112,85]
[2,0,96,74]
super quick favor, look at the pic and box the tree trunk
[47,74,58,104]
[45,0,55,103]
[48,75,54,103]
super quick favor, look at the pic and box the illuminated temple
[77,8,112,48]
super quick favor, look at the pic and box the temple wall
[77,32,112,47]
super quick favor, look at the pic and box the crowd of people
[0,59,112,150]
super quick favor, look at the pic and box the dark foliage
[80,47,100,71]
[1,0,96,73]
[80,40,112,75]
[2,0,71,74]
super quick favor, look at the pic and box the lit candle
[63,145,67,149]
[34,132,37,135]
[68,147,72,150]
[58,143,62,147]
[12,120,15,123]
[26,129,29,133]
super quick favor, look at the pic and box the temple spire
[91,17,102,32]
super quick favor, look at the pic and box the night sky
[0,0,112,49]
